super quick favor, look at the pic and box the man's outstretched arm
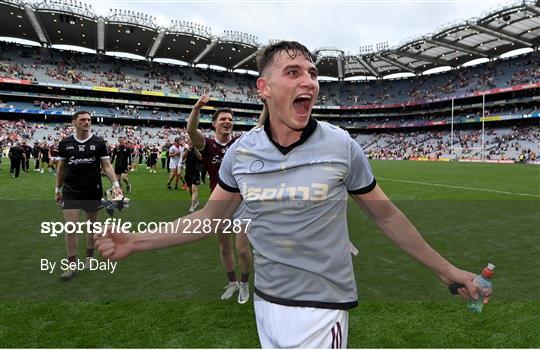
[351,184,481,301]
[95,185,242,260]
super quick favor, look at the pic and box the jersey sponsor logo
[211,155,223,165]
[66,146,74,150]
[68,156,96,165]
[241,182,329,201]
[78,145,86,152]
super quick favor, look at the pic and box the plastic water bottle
[467,263,495,313]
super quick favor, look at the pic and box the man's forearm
[132,209,217,252]
[55,166,64,189]
[187,105,202,135]
[130,193,240,252]
[374,205,455,277]
[103,163,119,186]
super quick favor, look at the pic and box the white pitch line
[378,178,540,198]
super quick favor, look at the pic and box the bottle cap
[482,263,495,278]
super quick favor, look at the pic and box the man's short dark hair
[72,110,91,121]
[212,108,233,122]
[256,41,315,77]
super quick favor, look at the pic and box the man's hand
[440,268,491,303]
[55,192,63,207]
[94,227,134,260]
[194,95,210,110]
[113,186,124,197]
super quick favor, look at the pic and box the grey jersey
[219,119,375,309]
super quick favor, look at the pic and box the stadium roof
[0,0,539,78]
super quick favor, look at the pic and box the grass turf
[0,160,539,347]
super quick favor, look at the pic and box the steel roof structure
[1,0,538,78]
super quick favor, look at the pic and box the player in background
[56,111,122,281]
[40,141,50,174]
[187,98,251,304]
[183,139,203,213]
[32,142,41,172]
[95,41,486,348]
[166,137,184,189]
[8,141,25,178]
[149,144,159,173]
[111,136,132,192]
[21,141,31,172]
[178,140,188,190]
[49,140,60,174]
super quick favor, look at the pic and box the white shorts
[254,294,349,348]
[169,159,179,170]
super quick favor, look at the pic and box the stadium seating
[1,42,538,106]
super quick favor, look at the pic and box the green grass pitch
[1,160,539,347]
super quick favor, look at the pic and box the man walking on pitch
[95,41,488,347]
[8,141,25,178]
[166,137,184,190]
[183,140,203,213]
[56,111,122,281]
[111,136,132,192]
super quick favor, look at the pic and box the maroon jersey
[50,145,59,157]
[201,136,236,191]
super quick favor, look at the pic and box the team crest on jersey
[90,145,96,150]
[78,145,86,152]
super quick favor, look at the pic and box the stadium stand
[1,42,538,105]
[0,0,538,164]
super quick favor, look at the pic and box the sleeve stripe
[58,157,66,160]
[218,177,240,193]
[348,178,376,195]
[101,156,110,159]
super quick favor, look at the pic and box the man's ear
[257,77,270,100]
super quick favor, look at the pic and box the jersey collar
[213,137,232,146]
[74,133,93,143]
[264,117,317,155]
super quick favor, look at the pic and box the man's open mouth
[293,94,313,115]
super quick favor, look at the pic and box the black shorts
[61,191,103,213]
[115,165,128,174]
[185,173,200,187]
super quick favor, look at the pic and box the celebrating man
[95,41,486,347]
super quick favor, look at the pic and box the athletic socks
[241,272,249,283]
[227,270,237,283]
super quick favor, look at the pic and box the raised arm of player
[351,185,483,302]
[54,159,65,206]
[101,158,123,196]
[187,95,210,151]
[94,185,242,260]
